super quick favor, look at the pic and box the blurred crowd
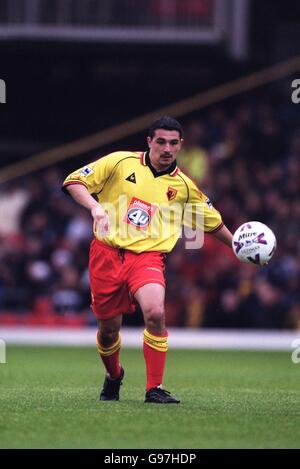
[0,91,299,329]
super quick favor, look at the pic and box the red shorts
[89,239,166,320]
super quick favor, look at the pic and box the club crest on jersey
[166,186,178,201]
[80,166,94,176]
[125,197,157,230]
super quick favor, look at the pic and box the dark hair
[148,116,183,139]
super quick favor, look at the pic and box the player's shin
[96,331,122,379]
[143,329,168,391]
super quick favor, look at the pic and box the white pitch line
[0,327,299,350]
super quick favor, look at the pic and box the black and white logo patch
[206,198,213,209]
[80,166,94,177]
[126,173,136,184]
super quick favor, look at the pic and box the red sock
[143,329,168,391]
[100,353,121,379]
[96,331,121,379]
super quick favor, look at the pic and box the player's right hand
[91,205,110,237]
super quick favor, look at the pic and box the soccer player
[62,116,233,404]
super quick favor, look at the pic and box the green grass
[0,346,300,448]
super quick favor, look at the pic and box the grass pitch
[0,346,299,448]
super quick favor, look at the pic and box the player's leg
[97,315,122,379]
[134,283,167,389]
[89,240,133,401]
[134,283,180,403]
[97,315,124,401]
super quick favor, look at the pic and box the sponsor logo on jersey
[125,197,157,230]
[126,173,136,184]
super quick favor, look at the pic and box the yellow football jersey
[62,151,223,253]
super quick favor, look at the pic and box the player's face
[147,129,183,171]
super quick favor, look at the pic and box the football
[232,221,277,266]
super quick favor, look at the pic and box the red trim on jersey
[209,222,224,234]
[140,152,146,166]
[63,181,88,189]
[170,167,180,177]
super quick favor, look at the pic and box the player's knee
[99,327,119,347]
[144,304,165,330]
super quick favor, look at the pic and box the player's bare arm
[65,184,110,234]
[211,224,233,248]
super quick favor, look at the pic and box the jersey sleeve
[183,182,223,233]
[62,152,123,194]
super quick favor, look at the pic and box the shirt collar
[141,151,178,178]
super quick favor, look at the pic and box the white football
[232,221,277,266]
